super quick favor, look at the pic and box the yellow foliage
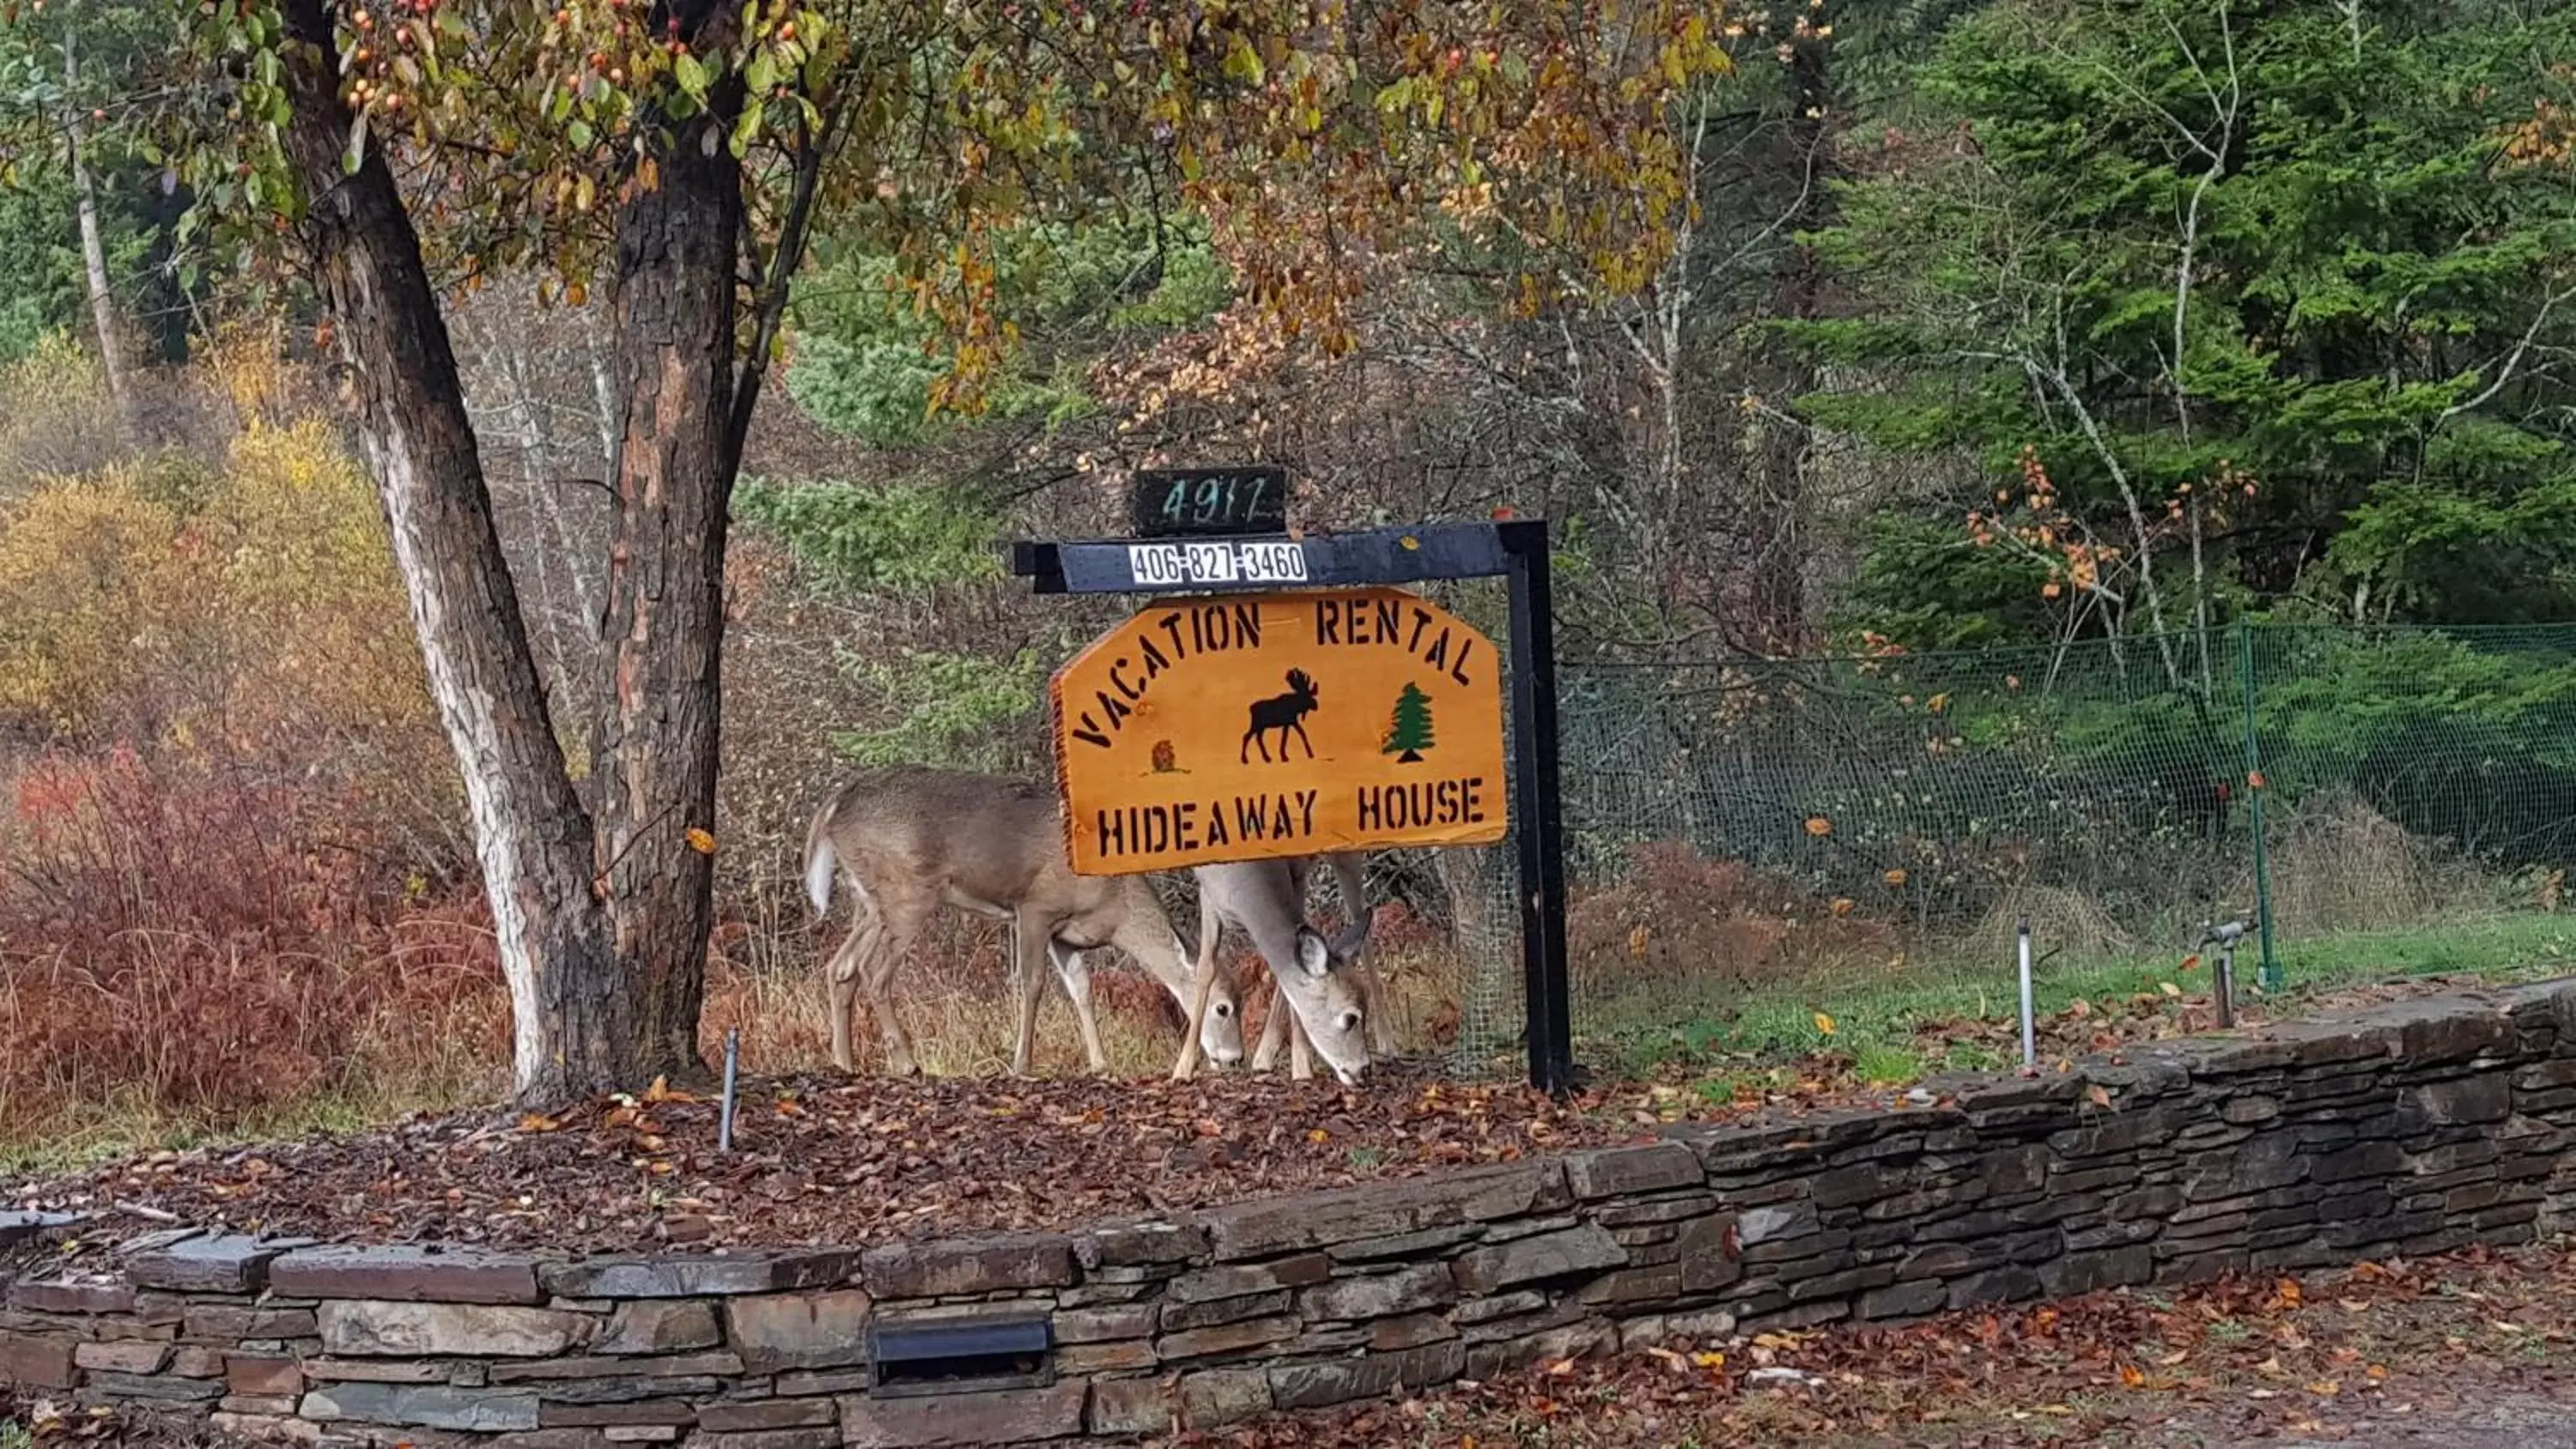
[0,418,433,753]
[0,476,189,731]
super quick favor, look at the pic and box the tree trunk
[593,90,746,1082]
[1742,26,1838,653]
[276,0,637,1106]
[64,33,133,427]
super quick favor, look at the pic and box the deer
[1242,668,1321,762]
[799,767,1246,1077]
[1171,853,1399,1086]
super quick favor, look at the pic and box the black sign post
[1007,514,1577,1097]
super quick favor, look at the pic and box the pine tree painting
[1382,682,1436,762]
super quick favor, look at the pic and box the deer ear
[1293,929,1332,979]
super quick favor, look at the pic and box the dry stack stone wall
[11,980,2576,1446]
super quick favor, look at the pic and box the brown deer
[800,767,1246,1076]
[1171,853,1395,1086]
[1241,668,1321,762]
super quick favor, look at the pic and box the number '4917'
[1129,466,1289,538]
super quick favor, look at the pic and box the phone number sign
[1049,586,1509,875]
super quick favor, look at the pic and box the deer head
[1286,668,1316,701]
[1271,925,1370,1084]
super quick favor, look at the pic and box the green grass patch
[1579,910,2576,1082]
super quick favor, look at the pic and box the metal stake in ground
[719,1028,740,1154]
[2215,941,2237,1028]
[2016,915,2036,1071]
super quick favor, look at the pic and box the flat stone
[185,1302,318,1341]
[539,1252,860,1300]
[542,1399,702,1428]
[1300,1264,1455,1322]
[695,1399,838,1433]
[1859,1281,1950,1320]
[591,1299,722,1355]
[860,1235,1073,1299]
[1161,1290,1290,1332]
[1673,1212,1743,1292]
[9,1274,135,1314]
[1179,1368,1273,1429]
[271,1246,543,1305]
[489,1351,744,1382]
[1053,1305,1156,1344]
[83,1369,224,1404]
[1200,1162,1570,1261]
[228,1354,304,1397]
[1074,1220,1206,1269]
[840,1378,1088,1446]
[1462,1317,1618,1379]
[301,1381,541,1431]
[76,1340,171,1373]
[1269,1339,1465,1410]
[1,1332,78,1389]
[1089,1376,1174,1437]
[2404,1073,2513,1128]
[1058,1339,1158,1374]
[0,1210,87,1247]
[1370,1313,1460,1351]
[1452,1222,1626,1295]
[1947,1265,2043,1310]
[526,1374,721,1405]
[1156,1314,1298,1361]
[2040,1246,2154,1298]
[1168,1255,1331,1303]
[692,1431,838,1449]
[1324,1224,1484,1262]
[1452,1290,1546,1325]
[317,1300,593,1357]
[126,1234,307,1294]
[302,1357,449,1383]
[721,1289,872,1373]
[1564,1143,1705,1199]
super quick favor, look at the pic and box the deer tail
[801,799,840,919]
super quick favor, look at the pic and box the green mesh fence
[1441,622,2576,1081]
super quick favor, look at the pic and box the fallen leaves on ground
[1912,971,2518,1069]
[1179,1242,2576,1448]
[3,1061,1881,1257]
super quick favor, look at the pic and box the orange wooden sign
[1050,586,1509,875]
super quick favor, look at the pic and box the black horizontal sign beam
[1005,521,1515,596]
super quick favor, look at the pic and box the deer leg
[867,889,934,1076]
[1291,720,1314,759]
[1358,959,1397,1058]
[1287,995,1315,1082]
[1251,975,1291,1073]
[1171,894,1223,1082]
[1048,942,1111,1076]
[822,918,872,1075]
[1009,906,1055,1078]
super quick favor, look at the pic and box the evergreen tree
[1383,682,1436,763]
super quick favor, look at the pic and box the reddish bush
[0,745,504,1148]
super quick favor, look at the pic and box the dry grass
[1959,882,2139,962]
[2259,791,2489,936]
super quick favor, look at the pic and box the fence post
[2234,618,2282,991]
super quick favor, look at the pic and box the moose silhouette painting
[1242,668,1321,762]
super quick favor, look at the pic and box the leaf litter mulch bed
[0,969,2543,1263]
[1189,1241,2576,1448]
[3,1062,1706,1259]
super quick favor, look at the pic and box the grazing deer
[1172,853,1395,1086]
[1242,668,1321,762]
[800,767,1245,1076]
